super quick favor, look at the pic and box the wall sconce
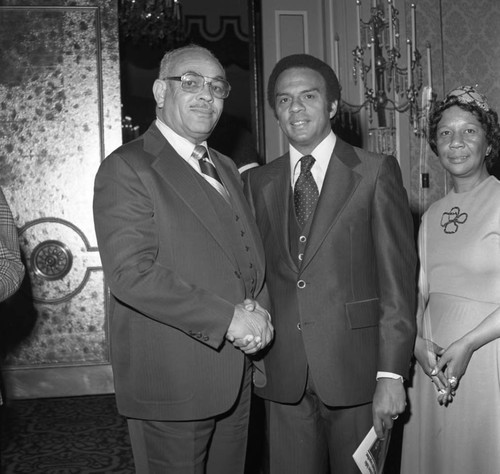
[340,1,433,154]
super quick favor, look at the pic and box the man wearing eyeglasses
[93,44,273,474]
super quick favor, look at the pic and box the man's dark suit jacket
[93,123,266,421]
[244,138,417,407]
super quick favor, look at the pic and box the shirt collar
[290,131,336,188]
[238,162,260,174]
[155,118,209,165]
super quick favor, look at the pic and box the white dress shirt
[289,131,336,192]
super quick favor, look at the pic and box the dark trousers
[127,363,252,474]
[265,374,372,474]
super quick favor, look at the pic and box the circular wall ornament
[30,240,73,281]
[19,218,100,304]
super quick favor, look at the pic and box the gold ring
[391,415,398,420]
[448,376,458,385]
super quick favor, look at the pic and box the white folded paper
[352,426,391,474]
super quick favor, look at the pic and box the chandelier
[341,0,433,147]
[118,0,186,48]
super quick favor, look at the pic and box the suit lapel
[300,139,362,271]
[261,155,299,272]
[145,126,237,266]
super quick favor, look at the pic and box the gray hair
[158,44,224,80]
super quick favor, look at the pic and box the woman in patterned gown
[401,86,500,474]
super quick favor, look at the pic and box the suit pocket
[345,298,379,329]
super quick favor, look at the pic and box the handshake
[226,299,274,354]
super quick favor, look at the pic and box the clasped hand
[226,299,274,354]
[415,335,472,406]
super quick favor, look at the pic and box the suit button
[297,322,302,330]
[203,336,209,341]
[299,235,307,243]
[297,280,306,289]
[298,253,304,261]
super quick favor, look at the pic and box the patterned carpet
[0,394,266,474]
[0,395,134,474]
[0,393,405,474]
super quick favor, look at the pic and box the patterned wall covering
[406,0,500,216]
[0,0,121,396]
[441,0,500,111]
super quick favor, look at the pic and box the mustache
[190,102,214,109]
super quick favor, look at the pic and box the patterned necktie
[294,155,319,227]
[191,145,230,202]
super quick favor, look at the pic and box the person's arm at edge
[0,188,25,303]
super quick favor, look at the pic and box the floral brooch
[440,207,468,234]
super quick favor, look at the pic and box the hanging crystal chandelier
[118,0,186,48]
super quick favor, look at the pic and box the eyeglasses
[165,72,231,99]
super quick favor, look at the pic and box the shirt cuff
[376,371,404,382]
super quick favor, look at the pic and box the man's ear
[329,100,338,119]
[153,79,166,108]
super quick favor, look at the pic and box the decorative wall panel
[0,0,121,398]
[260,0,325,161]
[276,12,307,58]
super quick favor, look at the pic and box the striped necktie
[191,145,230,202]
